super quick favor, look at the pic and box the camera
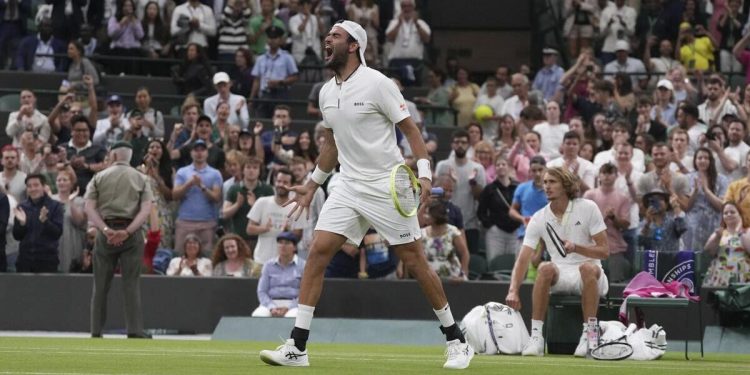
[707,131,717,141]
[431,187,444,197]
[649,197,661,211]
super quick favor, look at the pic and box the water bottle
[586,317,599,359]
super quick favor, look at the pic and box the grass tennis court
[0,337,748,375]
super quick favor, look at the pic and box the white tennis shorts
[316,177,421,246]
[550,262,609,297]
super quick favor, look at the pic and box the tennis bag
[596,321,667,361]
[461,302,529,355]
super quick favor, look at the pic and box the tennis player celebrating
[259,21,474,369]
[505,167,609,357]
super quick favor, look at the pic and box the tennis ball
[474,104,494,121]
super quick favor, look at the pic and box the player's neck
[335,59,361,84]
[549,197,570,217]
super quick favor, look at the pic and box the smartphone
[431,187,444,197]
[649,197,660,211]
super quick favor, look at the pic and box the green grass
[0,337,748,374]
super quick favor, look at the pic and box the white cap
[657,79,674,91]
[333,20,368,67]
[615,40,630,52]
[213,72,230,85]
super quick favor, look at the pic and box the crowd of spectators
[1,0,749,315]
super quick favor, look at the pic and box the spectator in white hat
[651,79,677,128]
[603,40,647,91]
[203,72,250,129]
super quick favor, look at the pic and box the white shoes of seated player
[522,335,545,356]
[259,339,310,367]
[574,330,588,357]
[443,339,474,369]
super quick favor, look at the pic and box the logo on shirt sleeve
[399,103,408,113]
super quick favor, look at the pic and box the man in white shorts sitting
[505,167,609,357]
[258,20,474,369]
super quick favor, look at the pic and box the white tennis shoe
[574,330,588,357]
[443,339,474,369]
[522,335,545,356]
[259,339,309,367]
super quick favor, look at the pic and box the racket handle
[624,323,637,337]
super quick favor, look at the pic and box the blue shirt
[174,163,223,221]
[250,49,298,92]
[512,180,548,238]
[257,255,306,308]
[532,64,564,101]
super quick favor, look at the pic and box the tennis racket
[545,223,567,258]
[591,324,637,361]
[390,164,420,217]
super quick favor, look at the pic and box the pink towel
[618,272,700,324]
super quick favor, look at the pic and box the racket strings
[395,169,417,212]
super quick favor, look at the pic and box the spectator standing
[172,139,223,254]
[638,190,686,252]
[563,0,599,57]
[645,39,680,84]
[583,163,631,282]
[66,116,107,195]
[533,48,564,102]
[14,18,65,72]
[5,89,51,147]
[684,148,727,252]
[547,131,596,193]
[703,202,750,287]
[252,231,306,317]
[166,233,212,276]
[449,67,479,127]
[212,233,260,277]
[141,139,174,250]
[533,101,568,159]
[230,48,254,98]
[478,156,520,260]
[133,87,165,138]
[250,26,299,119]
[677,103,708,156]
[435,130,486,254]
[698,76,737,128]
[217,0,252,61]
[347,0,380,65]
[93,95,127,149]
[66,42,100,92]
[140,1,171,59]
[473,77,505,139]
[47,0,85,41]
[289,0,323,65]
[710,118,749,181]
[51,169,87,273]
[172,43,214,96]
[598,0,636,64]
[636,143,691,213]
[204,72,250,129]
[385,0,430,85]
[650,80,677,130]
[85,142,153,338]
[508,131,543,183]
[247,0,286,55]
[603,40,648,90]
[13,173,62,272]
[246,169,295,265]
[106,0,144,75]
[118,109,149,168]
[717,0,744,75]
[501,74,532,120]
[480,65,513,99]
[677,22,716,72]
[0,0,29,69]
[223,156,274,249]
[1,145,27,202]
[170,0,216,53]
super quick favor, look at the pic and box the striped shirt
[218,6,251,54]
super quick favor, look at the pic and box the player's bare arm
[396,117,431,205]
[564,230,609,259]
[505,244,535,311]
[285,127,339,220]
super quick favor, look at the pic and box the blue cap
[192,139,208,150]
[276,231,298,244]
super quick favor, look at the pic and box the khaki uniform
[85,161,153,336]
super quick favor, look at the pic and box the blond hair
[545,167,580,199]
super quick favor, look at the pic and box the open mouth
[324,46,333,62]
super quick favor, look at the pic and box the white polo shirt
[319,66,410,182]
[522,198,607,266]
[546,156,597,189]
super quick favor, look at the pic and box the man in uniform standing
[84,141,153,338]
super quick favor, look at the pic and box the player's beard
[324,44,347,72]
[454,148,467,159]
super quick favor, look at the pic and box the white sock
[434,304,456,328]
[531,319,544,336]
[294,304,315,330]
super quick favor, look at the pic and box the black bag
[712,284,750,327]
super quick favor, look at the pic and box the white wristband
[416,159,431,181]
[310,165,331,185]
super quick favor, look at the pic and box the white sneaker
[259,339,310,367]
[522,335,545,356]
[574,330,588,357]
[443,339,474,369]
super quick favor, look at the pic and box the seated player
[505,167,609,357]
[252,232,306,317]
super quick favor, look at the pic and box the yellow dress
[451,83,480,127]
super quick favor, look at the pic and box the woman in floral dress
[703,202,750,287]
